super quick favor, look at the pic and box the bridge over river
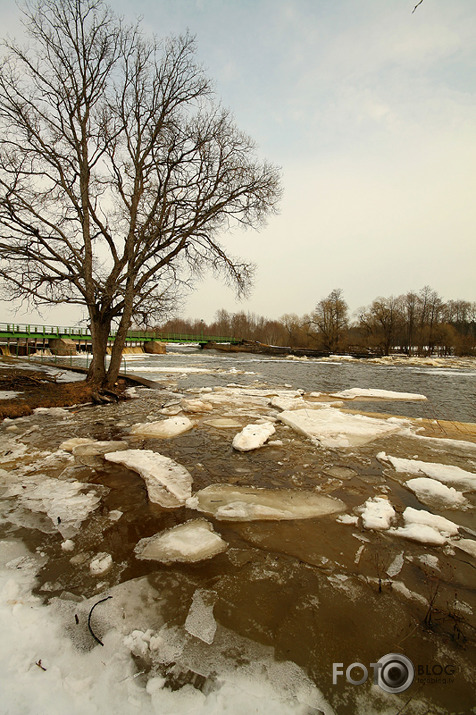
[0,321,240,356]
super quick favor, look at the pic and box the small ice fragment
[336,514,359,525]
[72,441,129,457]
[134,519,227,563]
[184,589,218,644]
[130,417,193,438]
[454,539,476,558]
[386,552,404,577]
[59,438,96,452]
[359,496,396,530]
[232,421,276,451]
[90,552,113,574]
[61,539,75,552]
[181,399,213,413]
[108,510,123,521]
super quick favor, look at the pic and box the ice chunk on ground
[386,552,404,577]
[72,440,129,457]
[400,507,459,536]
[359,496,396,530]
[61,540,75,552]
[134,519,227,563]
[90,552,113,575]
[33,407,72,417]
[105,449,192,508]
[392,524,447,545]
[331,388,427,401]
[454,538,476,558]
[0,391,22,400]
[59,438,96,452]
[187,484,345,521]
[0,472,104,537]
[270,396,312,411]
[336,514,359,525]
[181,399,213,413]
[184,589,217,645]
[378,454,476,490]
[405,477,468,509]
[129,416,193,438]
[203,418,242,429]
[232,421,276,451]
[278,407,402,448]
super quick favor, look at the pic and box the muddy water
[2,354,476,714]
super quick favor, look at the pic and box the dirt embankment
[0,363,133,419]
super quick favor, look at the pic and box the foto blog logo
[332,653,414,694]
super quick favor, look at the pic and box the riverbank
[0,358,142,419]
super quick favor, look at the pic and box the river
[0,349,475,715]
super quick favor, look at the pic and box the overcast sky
[1,0,475,326]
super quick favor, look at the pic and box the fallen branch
[87,595,113,647]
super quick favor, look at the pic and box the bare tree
[310,288,348,352]
[0,0,281,387]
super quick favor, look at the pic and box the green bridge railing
[0,322,240,345]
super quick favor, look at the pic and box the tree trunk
[87,315,112,385]
[105,299,134,389]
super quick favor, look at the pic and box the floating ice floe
[331,388,427,401]
[404,477,468,509]
[378,453,476,490]
[390,507,460,545]
[359,496,396,530]
[184,589,218,644]
[232,421,276,451]
[105,449,192,507]
[278,407,402,448]
[134,518,227,563]
[129,416,193,438]
[186,485,345,521]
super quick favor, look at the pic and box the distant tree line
[155,286,476,356]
